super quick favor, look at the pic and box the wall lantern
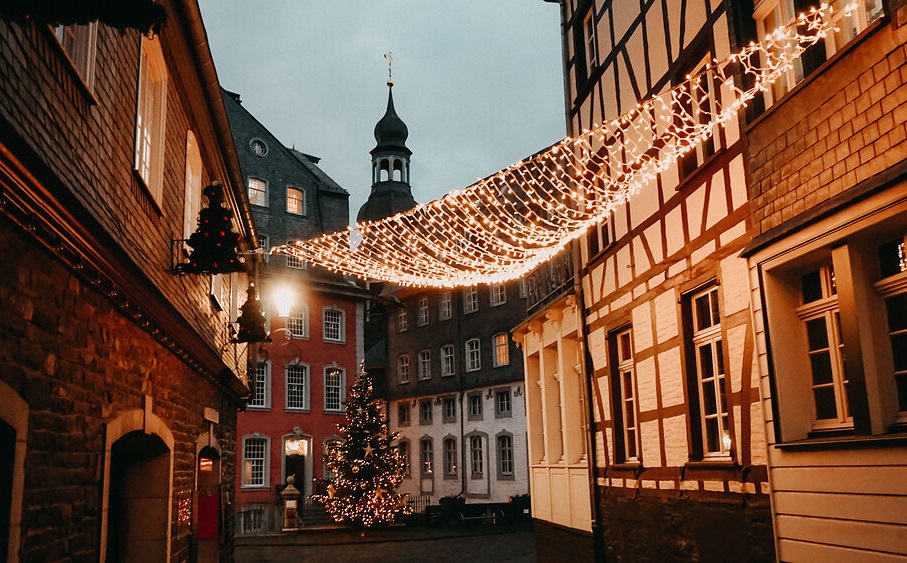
[272,285,295,318]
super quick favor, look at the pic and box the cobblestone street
[235,522,535,563]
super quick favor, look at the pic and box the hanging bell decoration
[176,183,245,275]
[234,284,271,343]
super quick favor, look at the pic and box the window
[441,345,456,377]
[420,439,433,475]
[398,440,411,476]
[467,393,483,420]
[677,55,718,179]
[443,396,457,423]
[439,291,452,320]
[418,350,432,380]
[518,278,527,299]
[469,435,484,477]
[490,284,506,306]
[397,355,410,384]
[398,403,411,426]
[463,287,479,313]
[248,361,270,409]
[495,389,512,418]
[493,333,510,367]
[54,22,97,88]
[466,339,481,372]
[286,187,305,215]
[582,8,597,76]
[689,287,732,456]
[182,132,202,244]
[286,242,306,270]
[497,433,514,478]
[248,177,267,207]
[879,237,907,417]
[323,439,341,480]
[611,328,639,462]
[323,308,345,342]
[242,436,268,488]
[444,438,458,478]
[258,235,269,264]
[753,0,883,110]
[796,266,850,429]
[135,36,167,202]
[286,364,309,411]
[324,366,344,412]
[287,306,309,339]
[587,220,611,258]
[417,297,429,326]
[419,399,433,425]
[397,305,408,332]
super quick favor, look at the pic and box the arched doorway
[106,430,170,563]
[282,431,312,498]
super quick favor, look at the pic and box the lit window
[495,389,511,418]
[689,287,732,456]
[441,345,455,376]
[493,333,509,367]
[444,438,458,478]
[490,284,506,306]
[287,306,308,339]
[287,187,305,215]
[54,22,97,88]
[286,364,309,410]
[323,308,344,342]
[439,291,452,320]
[417,297,429,326]
[247,361,270,409]
[466,339,481,372]
[242,436,268,488]
[248,177,267,207]
[463,287,479,313]
[397,355,410,384]
[418,350,432,380]
[135,36,168,203]
[324,367,344,412]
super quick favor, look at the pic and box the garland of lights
[272,4,848,288]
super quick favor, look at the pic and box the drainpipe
[573,239,606,563]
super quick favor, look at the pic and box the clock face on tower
[250,139,268,157]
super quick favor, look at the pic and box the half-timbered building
[522,0,774,559]
[734,0,907,559]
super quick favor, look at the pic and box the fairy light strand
[272,5,847,288]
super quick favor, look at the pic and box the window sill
[775,432,907,452]
[497,474,515,481]
[323,339,346,345]
[245,406,271,412]
[285,408,310,413]
[241,485,269,491]
[494,412,513,419]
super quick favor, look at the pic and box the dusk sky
[197,1,567,226]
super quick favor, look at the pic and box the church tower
[356,73,417,223]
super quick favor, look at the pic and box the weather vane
[384,52,393,86]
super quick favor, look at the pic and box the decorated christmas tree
[177,183,244,275]
[312,363,411,528]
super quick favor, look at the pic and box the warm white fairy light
[272,5,848,288]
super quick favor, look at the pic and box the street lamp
[273,285,295,318]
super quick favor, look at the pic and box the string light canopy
[272,4,849,288]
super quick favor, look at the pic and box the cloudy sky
[197,1,567,226]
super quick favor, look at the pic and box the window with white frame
[398,440,411,476]
[419,399,433,425]
[418,350,431,380]
[490,284,506,306]
[439,291,452,320]
[493,333,510,367]
[689,286,732,456]
[444,437,458,478]
[54,22,98,89]
[611,328,639,462]
[397,305,408,332]
[248,177,267,207]
[417,297,429,326]
[324,366,344,412]
[420,438,433,475]
[135,35,167,203]
[466,338,481,372]
[182,132,202,244]
[242,436,268,488]
[286,364,309,410]
[287,306,308,338]
[248,361,270,409]
[286,241,306,270]
[397,354,410,384]
[323,439,341,480]
[258,234,269,264]
[286,187,305,215]
[323,308,344,342]
[495,389,512,418]
[441,344,455,377]
[463,287,479,313]
[469,435,484,477]
[398,402,411,426]
[497,433,514,478]
[467,393,483,420]
[753,0,883,110]
[443,396,457,423]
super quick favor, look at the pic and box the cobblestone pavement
[235,521,535,563]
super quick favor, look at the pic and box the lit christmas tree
[312,363,411,528]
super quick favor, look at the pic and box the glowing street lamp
[273,285,295,318]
